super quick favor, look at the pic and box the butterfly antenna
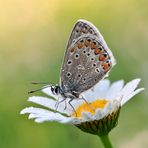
[31,81,50,85]
[28,85,51,94]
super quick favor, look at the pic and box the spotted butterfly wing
[60,19,116,98]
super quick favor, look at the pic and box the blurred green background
[0,0,147,147]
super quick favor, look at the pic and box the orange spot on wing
[84,40,90,46]
[70,47,75,52]
[91,42,97,49]
[102,63,110,71]
[95,48,101,55]
[99,54,107,61]
[77,43,83,49]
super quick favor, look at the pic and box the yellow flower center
[72,99,108,118]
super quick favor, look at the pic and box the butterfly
[30,19,116,109]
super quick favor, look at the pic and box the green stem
[99,135,113,148]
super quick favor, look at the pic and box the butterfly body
[50,19,116,101]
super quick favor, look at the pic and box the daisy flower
[20,78,144,148]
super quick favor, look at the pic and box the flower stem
[99,134,113,148]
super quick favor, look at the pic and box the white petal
[119,79,142,104]
[28,96,56,109]
[121,88,144,106]
[82,112,94,121]
[29,113,38,119]
[83,79,110,101]
[106,80,124,100]
[70,99,85,109]
[34,116,74,124]
[120,79,141,97]
[62,117,81,124]
[28,96,71,115]
[20,107,75,124]
[20,106,48,115]
[93,79,110,99]
[94,109,104,120]
[96,103,111,119]
[94,100,120,120]
[35,118,46,123]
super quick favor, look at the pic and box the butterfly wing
[60,20,116,96]
[66,19,100,49]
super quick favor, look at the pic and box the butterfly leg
[64,100,67,110]
[55,98,67,111]
[81,95,95,111]
[68,99,77,117]
[55,97,60,108]
[81,96,89,104]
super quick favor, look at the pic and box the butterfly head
[51,85,79,99]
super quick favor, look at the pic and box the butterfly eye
[54,87,59,94]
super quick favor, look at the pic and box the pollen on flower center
[72,99,108,118]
